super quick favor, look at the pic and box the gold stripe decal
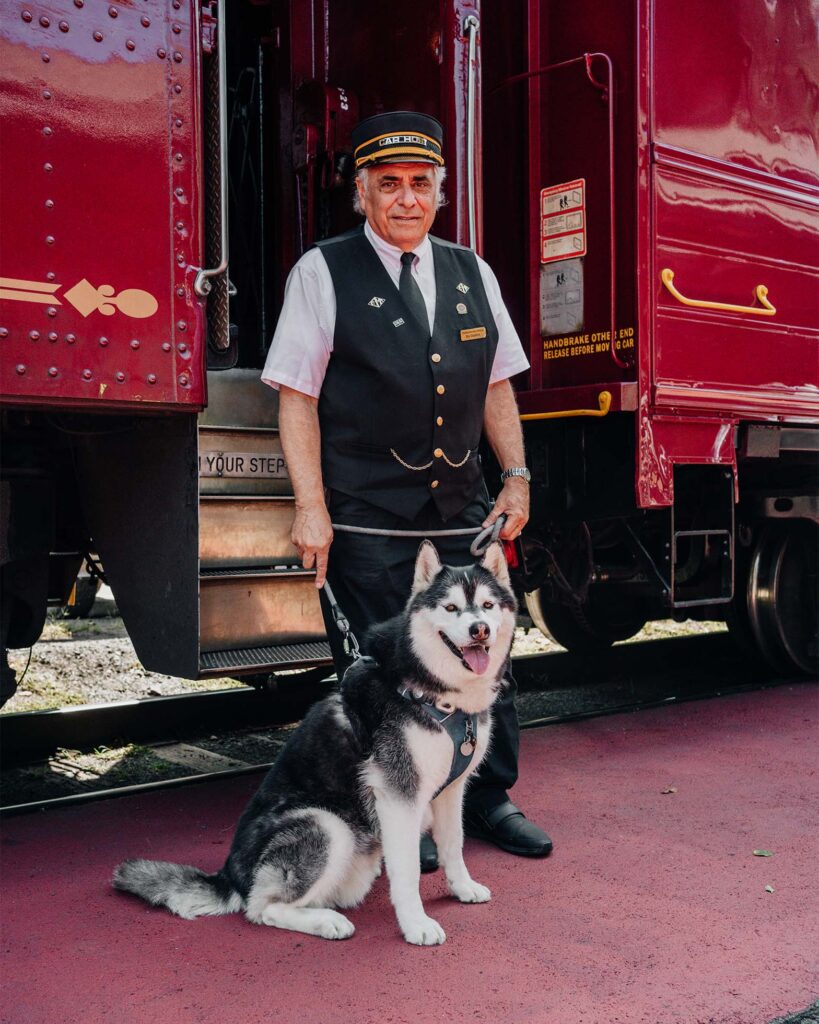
[460,327,487,341]
[0,288,59,305]
[0,276,61,305]
[0,275,158,319]
[0,276,61,293]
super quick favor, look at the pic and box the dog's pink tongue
[462,644,490,674]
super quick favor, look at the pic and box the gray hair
[353,165,447,215]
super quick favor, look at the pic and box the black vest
[316,228,499,520]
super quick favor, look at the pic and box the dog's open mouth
[439,632,490,674]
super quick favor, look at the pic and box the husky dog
[113,541,517,945]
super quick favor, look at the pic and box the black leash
[322,580,361,662]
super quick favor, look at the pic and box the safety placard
[540,179,586,264]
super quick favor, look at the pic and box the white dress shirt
[261,220,530,398]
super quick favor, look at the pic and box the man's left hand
[481,478,529,540]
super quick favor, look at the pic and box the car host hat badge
[352,111,444,169]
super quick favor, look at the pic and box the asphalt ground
[2,683,816,1024]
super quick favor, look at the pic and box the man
[262,111,551,867]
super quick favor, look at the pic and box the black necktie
[399,251,429,332]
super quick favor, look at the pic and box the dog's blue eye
[483,601,494,610]
[445,603,458,613]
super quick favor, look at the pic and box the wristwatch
[500,466,531,483]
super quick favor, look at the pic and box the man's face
[356,163,439,251]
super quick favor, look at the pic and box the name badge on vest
[460,326,487,342]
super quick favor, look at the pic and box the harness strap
[397,688,479,797]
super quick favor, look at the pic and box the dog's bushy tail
[113,859,242,919]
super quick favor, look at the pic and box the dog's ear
[412,540,442,593]
[480,541,511,589]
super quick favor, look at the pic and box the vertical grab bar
[195,0,229,298]
[463,14,480,252]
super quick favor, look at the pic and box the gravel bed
[3,596,725,716]
[4,612,244,715]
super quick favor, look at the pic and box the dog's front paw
[318,911,356,940]
[449,878,491,903]
[401,914,446,946]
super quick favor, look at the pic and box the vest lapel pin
[456,282,469,294]
[368,296,385,308]
[392,317,405,327]
[456,302,468,314]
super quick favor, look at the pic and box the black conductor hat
[351,111,444,169]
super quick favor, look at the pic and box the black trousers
[318,488,520,812]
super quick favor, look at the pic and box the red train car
[1,0,816,704]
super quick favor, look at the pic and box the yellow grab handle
[520,391,612,421]
[661,268,776,317]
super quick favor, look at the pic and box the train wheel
[725,527,758,661]
[744,521,818,676]
[525,587,647,653]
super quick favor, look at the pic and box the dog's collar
[397,687,479,797]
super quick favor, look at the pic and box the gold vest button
[433,448,443,458]
[436,384,445,395]
[430,480,439,488]
[431,353,441,363]
[436,416,443,426]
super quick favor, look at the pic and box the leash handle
[469,514,507,557]
[322,581,361,661]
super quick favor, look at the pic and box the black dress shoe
[419,833,439,873]
[463,800,553,857]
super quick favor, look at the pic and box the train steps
[195,369,330,677]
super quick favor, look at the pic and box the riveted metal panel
[0,0,206,409]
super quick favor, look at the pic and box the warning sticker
[540,179,586,264]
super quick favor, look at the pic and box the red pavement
[2,684,817,1024]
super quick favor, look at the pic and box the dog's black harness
[397,688,479,798]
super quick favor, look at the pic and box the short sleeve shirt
[261,221,529,398]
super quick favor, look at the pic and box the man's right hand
[292,502,333,588]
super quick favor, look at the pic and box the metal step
[199,495,299,568]
[199,566,325,653]
[194,371,327,674]
[198,640,332,676]
[200,368,279,430]
[198,425,291,496]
